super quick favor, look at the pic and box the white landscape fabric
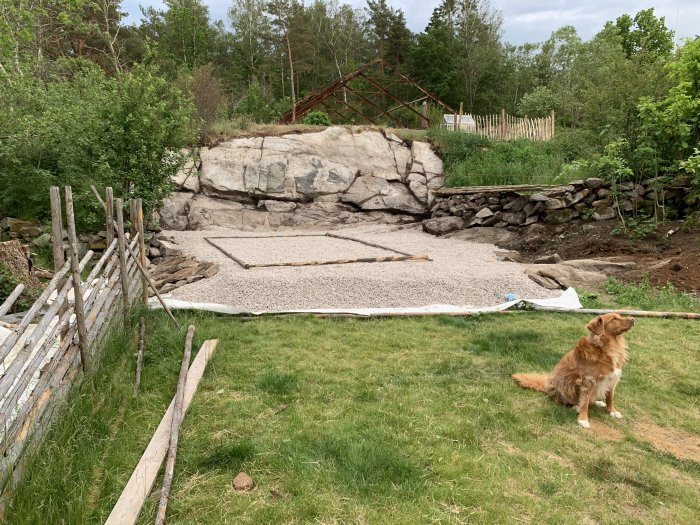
[149,287,583,316]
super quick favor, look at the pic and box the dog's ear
[586,316,604,335]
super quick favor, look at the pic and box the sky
[121,0,698,45]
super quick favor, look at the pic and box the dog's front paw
[608,411,622,419]
[594,400,606,408]
[578,419,591,429]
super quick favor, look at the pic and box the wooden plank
[0,284,24,318]
[114,198,130,323]
[105,339,219,525]
[324,232,412,257]
[155,325,195,525]
[246,254,431,268]
[434,184,556,196]
[64,187,92,372]
[49,187,65,274]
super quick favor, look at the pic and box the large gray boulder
[340,175,425,215]
[198,127,432,203]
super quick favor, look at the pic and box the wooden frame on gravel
[204,233,431,269]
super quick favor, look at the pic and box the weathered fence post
[549,110,555,139]
[452,110,457,131]
[115,198,131,323]
[136,199,148,306]
[458,102,463,131]
[50,187,69,337]
[64,186,92,372]
[500,108,506,140]
[105,187,114,248]
[421,100,429,129]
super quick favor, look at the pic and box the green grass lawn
[6,309,699,524]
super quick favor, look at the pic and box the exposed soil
[588,420,624,441]
[502,220,700,294]
[634,421,700,462]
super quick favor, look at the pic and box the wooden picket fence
[0,186,151,499]
[444,109,555,141]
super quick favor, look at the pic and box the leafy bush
[0,61,195,229]
[517,86,557,118]
[235,82,279,123]
[301,110,331,126]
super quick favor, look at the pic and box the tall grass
[428,128,566,186]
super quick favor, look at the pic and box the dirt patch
[588,421,624,441]
[500,220,700,294]
[634,421,700,462]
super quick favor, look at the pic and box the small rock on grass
[233,472,254,491]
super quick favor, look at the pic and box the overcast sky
[121,0,698,45]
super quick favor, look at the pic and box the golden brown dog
[512,313,635,428]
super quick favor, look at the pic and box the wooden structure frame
[204,233,431,269]
[279,57,456,128]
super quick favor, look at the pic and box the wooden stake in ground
[106,339,218,525]
[114,198,130,323]
[64,186,92,372]
[155,324,195,525]
[136,199,148,306]
[134,317,146,394]
[90,191,180,327]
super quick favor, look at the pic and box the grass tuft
[256,371,298,396]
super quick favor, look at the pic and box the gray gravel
[164,224,557,311]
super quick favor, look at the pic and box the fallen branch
[155,324,195,525]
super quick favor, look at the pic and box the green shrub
[301,110,331,126]
[0,61,195,230]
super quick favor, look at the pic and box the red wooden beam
[330,94,378,125]
[359,73,427,123]
[344,86,404,127]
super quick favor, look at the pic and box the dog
[512,313,635,428]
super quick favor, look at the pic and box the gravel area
[164,224,558,311]
[207,235,400,266]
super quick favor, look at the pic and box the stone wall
[423,176,695,235]
[160,126,444,230]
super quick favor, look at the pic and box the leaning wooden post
[452,111,457,131]
[458,102,463,131]
[50,187,69,337]
[64,186,92,372]
[115,198,131,323]
[136,199,148,305]
[105,187,114,248]
[155,325,195,525]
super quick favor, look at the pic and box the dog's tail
[511,373,548,392]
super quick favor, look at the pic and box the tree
[612,8,674,61]
[365,0,413,68]
[143,0,217,74]
[639,37,700,172]
[229,0,273,86]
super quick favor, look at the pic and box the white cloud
[122,0,698,45]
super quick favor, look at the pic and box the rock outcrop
[161,127,444,230]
